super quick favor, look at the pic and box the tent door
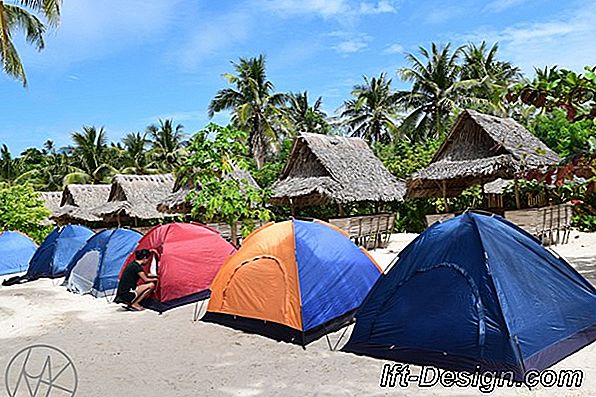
[369,264,484,357]
[67,251,101,294]
[221,256,288,323]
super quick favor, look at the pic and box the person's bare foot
[130,304,144,311]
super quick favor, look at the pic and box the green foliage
[509,65,596,121]
[374,138,442,179]
[0,183,52,243]
[528,109,596,158]
[341,73,401,143]
[252,137,294,189]
[182,124,271,238]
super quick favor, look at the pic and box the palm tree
[18,151,81,190]
[208,55,287,169]
[284,91,330,134]
[120,132,158,174]
[460,41,521,114]
[146,119,186,172]
[0,144,22,181]
[397,43,481,142]
[0,0,61,86]
[340,73,401,144]
[68,126,117,184]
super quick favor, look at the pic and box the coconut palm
[120,132,158,174]
[340,73,401,144]
[0,144,23,181]
[397,43,481,142]
[0,0,61,86]
[208,55,287,169]
[284,91,330,134]
[146,119,186,172]
[461,41,521,115]
[17,151,80,190]
[67,126,117,184]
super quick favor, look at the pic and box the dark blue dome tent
[26,225,94,280]
[343,212,596,380]
[64,228,143,297]
[0,231,37,276]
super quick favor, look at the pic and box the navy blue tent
[344,212,596,379]
[0,231,37,276]
[26,225,94,279]
[64,228,142,296]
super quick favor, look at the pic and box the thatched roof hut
[50,184,111,224]
[407,110,560,199]
[157,167,260,214]
[93,174,177,224]
[270,133,406,208]
[38,191,62,225]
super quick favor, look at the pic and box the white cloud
[358,1,398,15]
[483,0,527,13]
[143,111,205,124]
[332,33,371,54]
[383,43,404,54]
[21,0,183,68]
[255,0,397,18]
[176,11,252,70]
[459,1,596,74]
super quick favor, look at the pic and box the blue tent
[344,212,596,379]
[64,228,143,296]
[0,231,37,276]
[26,225,94,279]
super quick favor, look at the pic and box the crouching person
[114,249,157,311]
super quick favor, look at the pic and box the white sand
[0,231,594,396]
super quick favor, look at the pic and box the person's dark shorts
[114,290,136,304]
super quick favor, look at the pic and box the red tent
[122,222,236,312]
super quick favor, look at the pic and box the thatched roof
[50,184,111,223]
[270,133,406,207]
[484,178,513,195]
[94,174,177,220]
[38,191,62,225]
[157,167,261,214]
[407,110,560,198]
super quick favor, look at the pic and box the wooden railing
[504,203,573,246]
[328,213,395,249]
[424,203,573,246]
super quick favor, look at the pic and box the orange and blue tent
[203,219,382,345]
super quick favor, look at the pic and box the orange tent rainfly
[122,222,236,312]
[203,219,382,345]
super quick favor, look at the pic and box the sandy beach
[0,231,594,397]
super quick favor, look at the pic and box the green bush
[0,183,52,243]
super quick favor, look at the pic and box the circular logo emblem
[4,344,78,396]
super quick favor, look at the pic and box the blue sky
[1,0,595,153]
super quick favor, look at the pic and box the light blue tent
[344,212,596,379]
[26,225,94,279]
[64,228,143,296]
[0,231,37,276]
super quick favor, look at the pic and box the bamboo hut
[157,167,260,215]
[93,174,177,226]
[38,191,62,225]
[270,133,406,210]
[50,184,111,225]
[407,109,560,206]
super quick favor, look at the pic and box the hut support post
[338,202,345,217]
[230,222,238,246]
[442,181,450,212]
[513,177,521,209]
